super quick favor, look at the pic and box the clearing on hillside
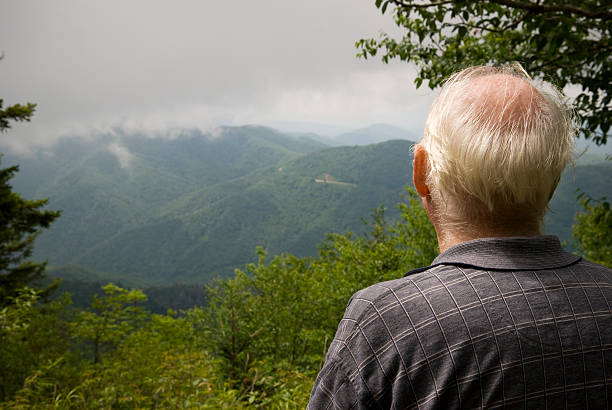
[314,173,357,187]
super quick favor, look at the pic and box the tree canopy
[357,0,611,144]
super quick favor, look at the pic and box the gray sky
[0,0,439,151]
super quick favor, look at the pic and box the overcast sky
[0,0,441,151]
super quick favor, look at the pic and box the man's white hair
[422,63,576,228]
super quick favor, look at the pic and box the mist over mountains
[2,124,610,288]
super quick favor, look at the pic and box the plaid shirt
[308,236,612,409]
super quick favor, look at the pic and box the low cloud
[107,142,134,169]
[1,63,435,153]
[0,0,426,151]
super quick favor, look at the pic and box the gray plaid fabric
[308,236,612,409]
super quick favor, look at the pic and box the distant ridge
[333,123,419,146]
[270,122,419,147]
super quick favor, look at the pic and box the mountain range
[2,124,610,287]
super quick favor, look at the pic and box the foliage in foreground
[573,195,612,267]
[0,188,437,408]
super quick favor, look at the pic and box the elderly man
[308,64,612,409]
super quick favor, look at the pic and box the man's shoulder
[347,267,442,315]
[336,254,612,349]
[319,264,477,407]
[350,263,468,307]
[335,264,464,341]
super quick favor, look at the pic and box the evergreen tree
[0,99,61,306]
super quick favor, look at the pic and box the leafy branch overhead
[357,0,611,144]
[0,99,37,132]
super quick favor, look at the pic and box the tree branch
[486,0,612,20]
[390,0,454,9]
[390,0,612,20]
[449,11,530,33]
[531,41,612,72]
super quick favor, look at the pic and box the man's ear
[413,143,430,198]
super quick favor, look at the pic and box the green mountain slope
[546,161,612,247]
[4,126,326,281]
[3,127,611,286]
[56,140,417,283]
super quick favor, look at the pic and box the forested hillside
[4,129,416,285]
[3,126,611,289]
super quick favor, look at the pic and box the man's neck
[421,194,543,253]
[435,225,542,253]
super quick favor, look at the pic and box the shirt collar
[431,235,581,271]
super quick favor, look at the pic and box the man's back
[308,236,612,408]
[308,64,611,409]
